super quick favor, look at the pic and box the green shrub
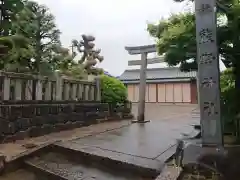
[100,75,127,104]
[220,68,238,132]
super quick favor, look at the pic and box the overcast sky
[35,0,191,76]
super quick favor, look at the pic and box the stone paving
[56,112,198,173]
[0,120,131,162]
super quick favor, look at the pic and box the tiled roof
[119,67,196,83]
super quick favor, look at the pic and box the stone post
[64,83,70,100]
[72,83,77,100]
[137,52,148,122]
[15,79,22,100]
[90,85,95,101]
[35,78,42,100]
[3,77,10,100]
[195,0,223,146]
[44,81,52,100]
[85,84,89,101]
[55,73,63,100]
[95,76,101,101]
[77,84,83,100]
[25,80,33,100]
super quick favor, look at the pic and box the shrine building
[119,67,198,104]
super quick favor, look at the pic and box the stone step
[24,151,153,180]
[50,142,163,178]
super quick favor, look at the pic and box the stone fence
[0,72,133,143]
[0,100,133,143]
[0,71,101,101]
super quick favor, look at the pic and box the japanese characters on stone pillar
[195,0,223,146]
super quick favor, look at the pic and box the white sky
[34,0,196,76]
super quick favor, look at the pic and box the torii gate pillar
[125,44,156,123]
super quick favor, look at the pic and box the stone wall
[0,100,133,143]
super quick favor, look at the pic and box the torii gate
[125,44,158,123]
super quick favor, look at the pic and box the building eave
[122,77,195,84]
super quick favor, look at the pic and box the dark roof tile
[119,67,196,81]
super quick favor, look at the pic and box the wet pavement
[67,115,197,159]
[56,105,199,174]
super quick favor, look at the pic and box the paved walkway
[0,120,131,162]
[56,112,197,173]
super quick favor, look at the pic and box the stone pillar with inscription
[195,0,223,146]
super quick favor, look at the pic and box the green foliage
[10,0,61,73]
[100,75,127,104]
[0,36,14,58]
[0,0,24,35]
[148,13,197,71]
[220,68,236,123]
[1,0,102,79]
[71,36,104,75]
[147,0,240,71]
[2,35,35,71]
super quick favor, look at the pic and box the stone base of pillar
[131,120,150,123]
[132,114,150,123]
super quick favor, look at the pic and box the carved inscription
[201,77,216,88]
[199,28,214,44]
[203,102,218,116]
[196,3,212,13]
[199,52,216,64]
